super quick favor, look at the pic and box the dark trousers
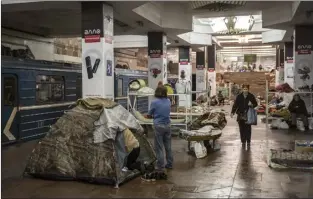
[238,121,251,144]
[126,147,140,170]
[218,98,224,105]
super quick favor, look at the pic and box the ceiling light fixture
[248,39,262,42]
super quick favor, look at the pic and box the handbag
[238,111,247,121]
[246,107,257,125]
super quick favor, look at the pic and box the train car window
[36,75,65,104]
[118,78,123,97]
[76,76,82,99]
[3,77,16,106]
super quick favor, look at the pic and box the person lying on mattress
[122,128,141,172]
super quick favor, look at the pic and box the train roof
[2,57,157,77]
[1,57,82,73]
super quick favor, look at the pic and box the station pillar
[196,50,206,98]
[178,46,192,107]
[207,44,216,97]
[81,2,114,99]
[294,25,313,112]
[147,32,167,89]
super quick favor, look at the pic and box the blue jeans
[153,124,173,170]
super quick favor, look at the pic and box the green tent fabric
[24,99,156,186]
[76,98,118,110]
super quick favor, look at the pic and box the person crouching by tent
[288,94,309,130]
[231,84,258,149]
[147,86,173,171]
[122,128,141,172]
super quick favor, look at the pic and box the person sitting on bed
[288,94,309,130]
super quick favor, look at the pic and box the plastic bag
[246,107,257,125]
[270,118,282,129]
[137,87,155,94]
[297,120,305,131]
[308,117,313,130]
[278,121,289,129]
[194,141,207,159]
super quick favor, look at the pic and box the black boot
[291,124,297,129]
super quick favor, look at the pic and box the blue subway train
[1,57,158,145]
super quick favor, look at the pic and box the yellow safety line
[3,107,17,141]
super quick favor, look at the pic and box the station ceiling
[1,1,313,47]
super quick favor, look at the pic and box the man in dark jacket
[231,84,258,148]
[288,94,309,130]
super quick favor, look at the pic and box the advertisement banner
[207,71,216,97]
[294,26,313,113]
[179,46,190,65]
[285,42,294,63]
[196,51,206,97]
[178,63,192,107]
[148,32,163,58]
[82,3,114,99]
[276,48,279,70]
[207,44,216,72]
[284,42,294,88]
[148,33,167,97]
[284,62,294,88]
[279,49,284,68]
[177,46,191,106]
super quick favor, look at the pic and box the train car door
[1,74,18,144]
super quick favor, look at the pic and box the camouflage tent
[24,98,156,187]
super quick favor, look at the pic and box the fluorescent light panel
[222,45,273,49]
[220,49,275,52]
[220,51,275,53]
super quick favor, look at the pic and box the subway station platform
[2,106,313,198]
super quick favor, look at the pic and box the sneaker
[242,143,245,148]
[122,167,128,172]
[165,165,173,169]
[141,172,156,182]
[141,173,151,182]
[247,143,251,148]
